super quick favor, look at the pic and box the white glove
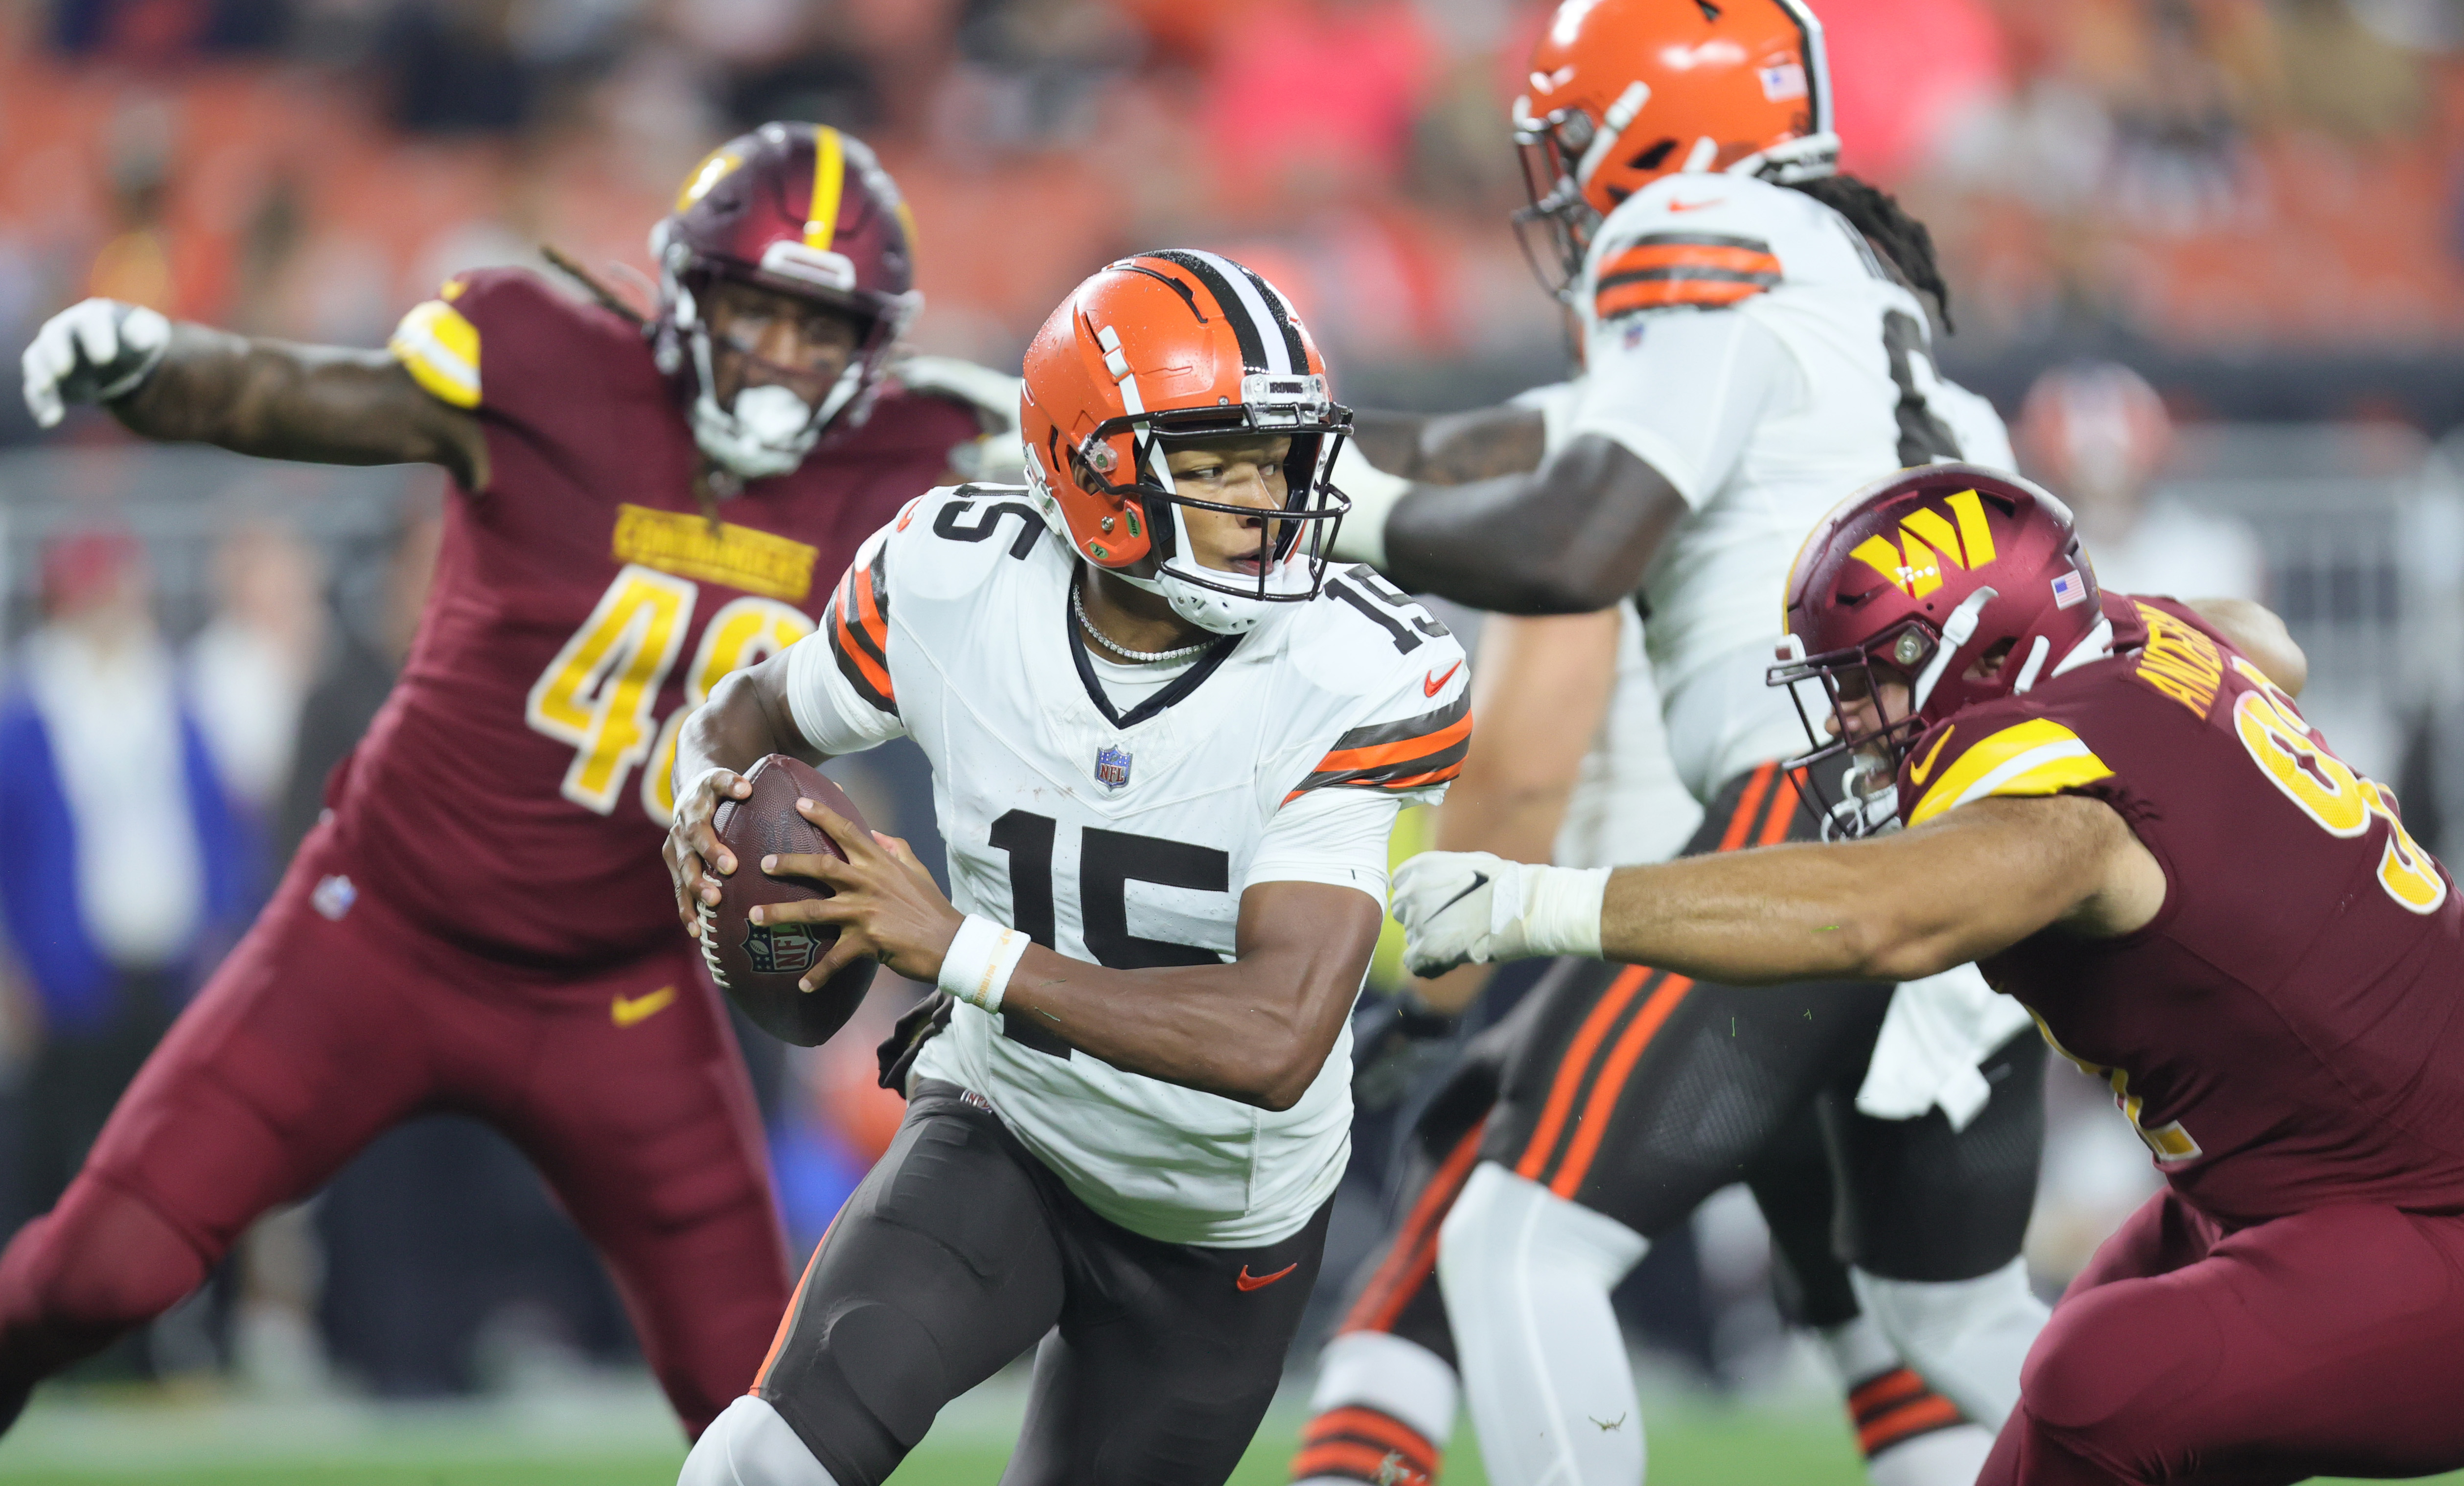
[22,299,172,428]
[1330,438,1411,567]
[1391,851,1609,977]
[896,353,1027,485]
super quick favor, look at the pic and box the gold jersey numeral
[2229,657,2445,914]
[526,565,698,815]
[639,597,817,822]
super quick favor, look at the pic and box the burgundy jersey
[343,267,976,969]
[1895,594,2464,1226]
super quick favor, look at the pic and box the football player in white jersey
[1296,4,2051,1486]
[662,251,1470,1486]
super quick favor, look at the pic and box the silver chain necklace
[1072,581,1212,663]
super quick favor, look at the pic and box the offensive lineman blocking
[1313,2,2044,1481]
[666,252,1470,1486]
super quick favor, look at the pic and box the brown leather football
[696,754,877,1047]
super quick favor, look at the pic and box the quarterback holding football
[665,251,1471,1486]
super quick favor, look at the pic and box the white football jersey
[1551,604,1703,870]
[1566,171,2015,800]
[783,486,1469,1247]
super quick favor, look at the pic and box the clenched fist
[22,299,171,428]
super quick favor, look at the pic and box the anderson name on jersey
[1895,595,2464,1224]
[1565,171,2011,800]
[782,485,1470,1246]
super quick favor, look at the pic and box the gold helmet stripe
[804,126,846,252]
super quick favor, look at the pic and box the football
[696,754,878,1047]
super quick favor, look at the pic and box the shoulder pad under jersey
[389,265,635,416]
[1582,173,1885,327]
[1279,565,1472,802]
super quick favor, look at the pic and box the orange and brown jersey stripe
[1846,1367,1966,1457]
[1594,232,1781,318]
[1510,765,1799,1194]
[1288,693,1472,802]
[1289,1404,1438,1486]
[828,545,896,716]
[1336,1115,1488,1339]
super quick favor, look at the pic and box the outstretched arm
[23,300,488,488]
[1356,435,1689,615]
[1349,404,1551,485]
[1396,793,2167,987]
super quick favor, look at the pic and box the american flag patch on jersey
[1094,745,1132,790]
[2051,569,2089,609]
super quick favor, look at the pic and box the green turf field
[0,1384,2455,1485]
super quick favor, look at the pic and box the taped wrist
[937,913,1031,1013]
[1515,865,1609,959]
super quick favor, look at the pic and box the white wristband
[1517,865,1610,959]
[938,913,1031,1014]
[1330,438,1412,568]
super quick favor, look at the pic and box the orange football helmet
[1513,0,1837,298]
[1020,251,1353,634]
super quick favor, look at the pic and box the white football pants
[1853,1255,2047,1429]
[679,1395,842,1486]
[1437,1162,1652,1486]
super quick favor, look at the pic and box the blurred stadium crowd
[1,0,2463,1423]
[1,0,2463,398]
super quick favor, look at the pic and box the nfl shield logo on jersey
[1094,745,1132,791]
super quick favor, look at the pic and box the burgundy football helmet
[650,122,923,481]
[1768,463,2108,837]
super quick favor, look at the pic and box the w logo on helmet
[1849,488,1999,599]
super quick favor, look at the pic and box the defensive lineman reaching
[6,124,1003,1434]
[666,252,1471,1486]
[1393,462,2464,1485]
[1307,2,2044,1482]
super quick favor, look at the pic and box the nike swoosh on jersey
[1424,660,1463,697]
[611,985,678,1028]
[1236,1262,1299,1291]
[1909,726,1957,786]
[1666,196,1723,212]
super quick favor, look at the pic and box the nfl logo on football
[742,922,817,976]
[1094,745,1132,791]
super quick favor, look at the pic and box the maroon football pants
[0,825,790,1437]
[1982,1188,2464,1484]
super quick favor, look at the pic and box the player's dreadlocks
[1788,173,1954,334]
